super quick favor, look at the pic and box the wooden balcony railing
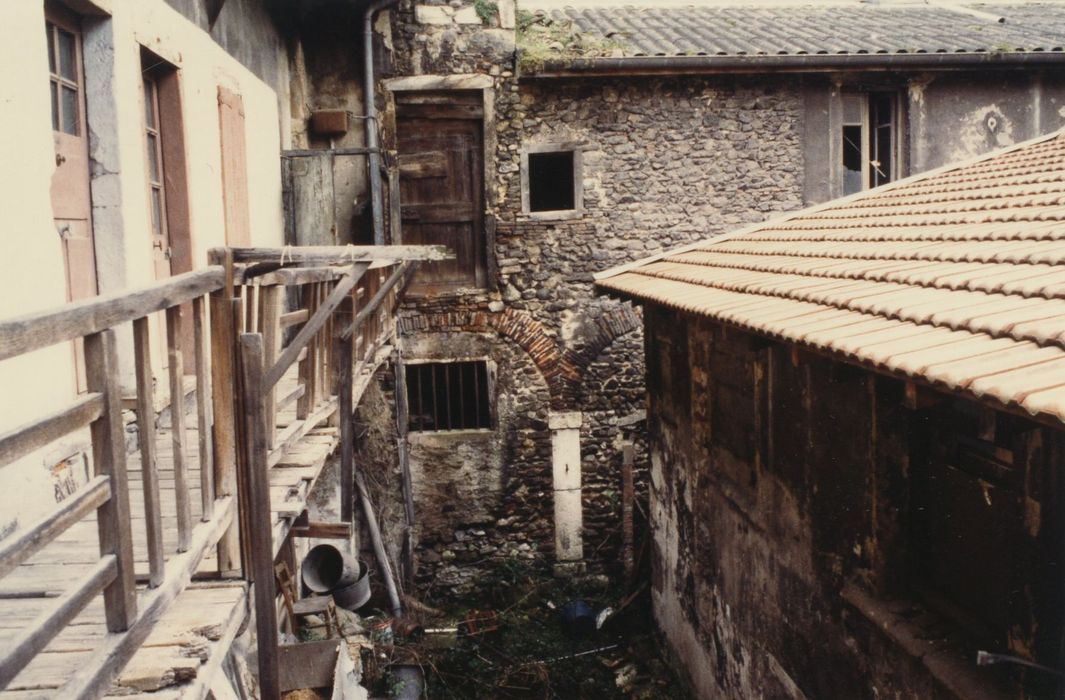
[0,244,446,700]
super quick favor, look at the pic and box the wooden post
[132,318,164,587]
[622,442,635,587]
[166,306,192,553]
[209,249,240,575]
[84,329,137,631]
[338,300,355,524]
[393,353,415,589]
[238,333,280,700]
[193,296,215,521]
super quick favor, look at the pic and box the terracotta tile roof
[545,3,1065,59]
[596,130,1065,424]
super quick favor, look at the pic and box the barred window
[406,361,491,432]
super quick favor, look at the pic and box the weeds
[516,10,628,73]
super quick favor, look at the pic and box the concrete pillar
[550,411,583,563]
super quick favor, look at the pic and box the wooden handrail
[220,244,451,265]
[0,266,224,361]
[0,392,103,469]
[0,475,110,579]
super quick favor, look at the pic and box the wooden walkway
[0,364,364,698]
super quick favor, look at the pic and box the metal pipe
[363,0,398,246]
[355,472,403,618]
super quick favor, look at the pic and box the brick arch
[398,306,641,410]
[399,308,578,409]
[566,305,642,376]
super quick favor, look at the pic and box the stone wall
[376,1,807,590]
[643,303,1064,699]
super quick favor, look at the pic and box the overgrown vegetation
[364,558,687,699]
[474,0,498,26]
[516,10,628,73]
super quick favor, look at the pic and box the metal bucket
[332,559,372,611]
[301,544,357,593]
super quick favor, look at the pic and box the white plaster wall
[0,0,285,537]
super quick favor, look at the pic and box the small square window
[406,361,492,432]
[525,149,580,214]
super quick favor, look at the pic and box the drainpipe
[363,0,397,246]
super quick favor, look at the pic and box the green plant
[474,0,498,25]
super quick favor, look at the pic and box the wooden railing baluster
[166,306,192,553]
[84,329,137,632]
[193,295,215,521]
[132,317,165,587]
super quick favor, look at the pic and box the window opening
[406,361,491,432]
[840,92,897,195]
[143,75,167,240]
[47,20,80,135]
[528,151,576,212]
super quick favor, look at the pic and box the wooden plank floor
[0,365,351,699]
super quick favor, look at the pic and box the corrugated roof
[596,130,1065,425]
[538,3,1065,59]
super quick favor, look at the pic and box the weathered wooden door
[396,92,485,291]
[218,86,251,247]
[47,3,97,390]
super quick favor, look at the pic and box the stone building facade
[282,0,1065,596]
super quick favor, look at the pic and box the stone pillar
[550,411,583,564]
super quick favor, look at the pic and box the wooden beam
[132,317,164,588]
[259,268,347,288]
[279,309,309,328]
[0,475,109,579]
[276,384,305,414]
[290,521,352,539]
[219,245,451,266]
[263,264,369,391]
[57,497,235,700]
[0,555,117,688]
[338,262,413,341]
[239,333,281,700]
[393,352,415,589]
[85,329,137,632]
[0,392,103,469]
[0,267,224,361]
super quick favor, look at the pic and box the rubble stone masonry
[370,1,805,594]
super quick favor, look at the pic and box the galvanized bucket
[301,544,358,593]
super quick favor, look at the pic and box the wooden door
[47,3,97,391]
[218,86,250,247]
[396,92,485,291]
